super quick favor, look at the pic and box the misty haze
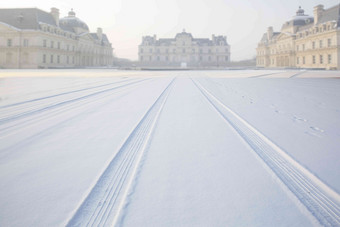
[0,0,340,226]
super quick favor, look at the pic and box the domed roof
[59,9,89,33]
[292,6,313,21]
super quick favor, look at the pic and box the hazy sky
[1,0,339,61]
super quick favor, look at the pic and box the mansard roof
[0,8,56,30]
[317,4,340,25]
[59,9,89,33]
[89,33,110,45]
[175,30,194,39]
[141,32,228,46]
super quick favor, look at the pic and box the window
[149,49,152,53]
[140,48,144,53]
[303,56,305,64]
[140,56,143,61]
[7,39,12,47]
[320,55,323,64]
[182,41,185,46]
[302,44,305,51]
[312,56,316,64]
[50,55,54,63]
[319,40,323,48]
[296,45,299,51]
[43,54,46,63]
[328,54,332,64]
[166,49,169,53]
[43,40,47,47]
[297,57,299,64]
[216,49,219,53]
[199,56,202,61]
[149,56,152,61]
[208,49,211,54]
[208,56,211,61]
[156,49,160,53]
[157,56,160,61]
[328,39,331,47]
[72,46,75,51]
[192,49,195,53]
[67,56,69,64]
[23,39,29,47]
[225,48,228,53]
[182,48,185,53]
[57,42,60,49]
[72,56,74,64]
[51,41,54,48]
[57,55,60,64]
[312,41,315,49]
[225,56,228,61]
[166,56,169,61]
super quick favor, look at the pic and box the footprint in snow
[293,116,308,122]
[275,110,284,114]
[310,126,324,133]
[305,131,322,138]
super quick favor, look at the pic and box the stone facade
[257,4,340,70]
[138,30,230,68]
[0,8,113,69]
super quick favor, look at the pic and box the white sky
[1,0,339,61]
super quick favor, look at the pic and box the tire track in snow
[66,78,175,227]
[248,71,284,78]
[192,78,340,227]
[289,70,307,78]
[0,77,135,109]
[0,78,150,125]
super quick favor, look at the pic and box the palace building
[138,30,230,68]
[256,4,340,70]
[0,7,113,69]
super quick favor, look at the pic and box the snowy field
[0,69,340,226]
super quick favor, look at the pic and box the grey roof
[141,33,228,46]
[281,16,314,30]
[0,7,112,45]
[59,13,89,32]
[157,38,173,45]
[0,8,56,29]
[194,38,211,45]
[89,33,110,45]
[175,31,193,39]
[317,4,340,25]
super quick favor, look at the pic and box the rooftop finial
[69,8,76,17]
[296,6,305,16]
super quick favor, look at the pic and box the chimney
[97,27,103,41]
[267,26,273,40]
[313,5,324,25]
[153,34,157,40]
[50,7,59,26]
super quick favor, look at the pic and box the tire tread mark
[192,78,340,227]
[66,78,175,227]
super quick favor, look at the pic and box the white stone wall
[0,23,113,69]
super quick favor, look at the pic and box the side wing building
[256,4,340,70]
[0,7,113,69]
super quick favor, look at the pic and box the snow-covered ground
[0,70,339,226]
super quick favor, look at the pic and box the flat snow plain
[0,69,340,226]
